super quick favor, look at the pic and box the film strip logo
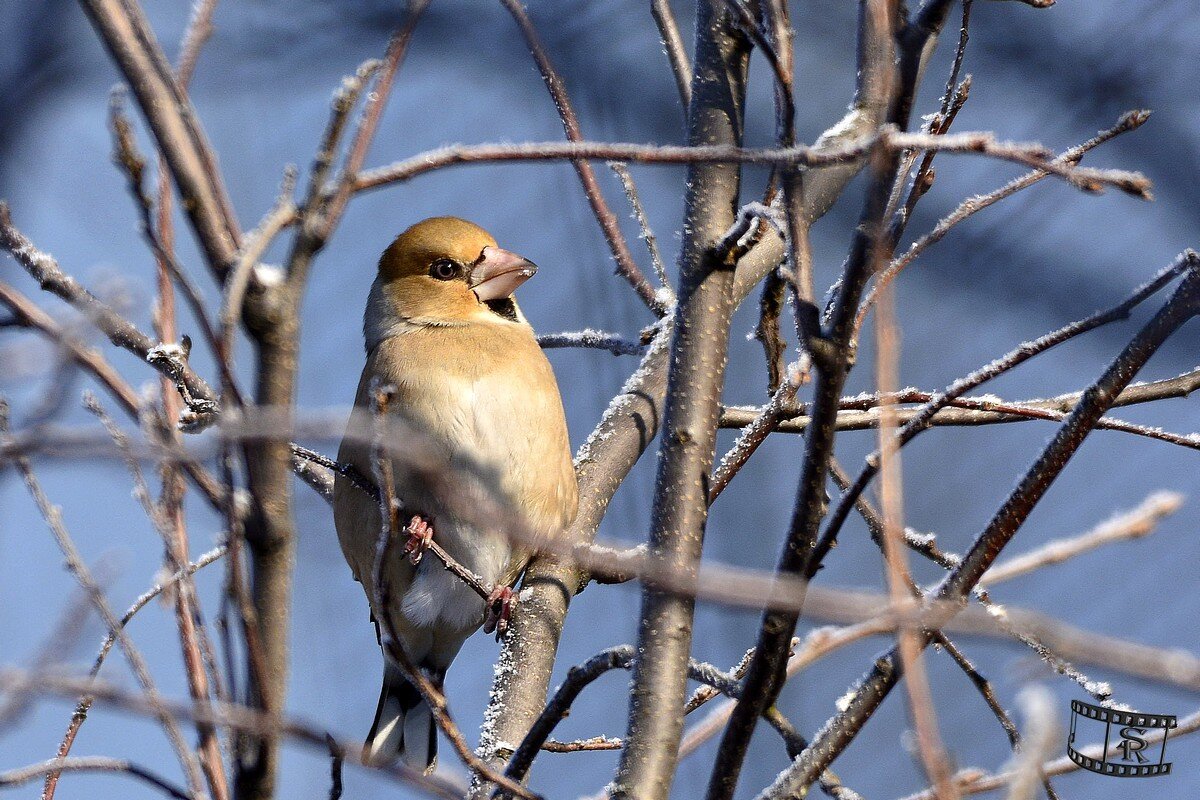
[1068,700,1177,778]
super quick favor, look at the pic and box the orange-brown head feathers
[379,217,497,282]
[365,217,538,350]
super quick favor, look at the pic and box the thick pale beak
[469,246,538,302]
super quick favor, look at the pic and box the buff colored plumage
[333,217,577,773]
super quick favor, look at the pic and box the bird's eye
[429,259,460,281]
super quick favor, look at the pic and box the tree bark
[612,4,751,799]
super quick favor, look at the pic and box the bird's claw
[483,585,516,639]
[403,515,433,565]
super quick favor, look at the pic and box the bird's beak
[469,246,538,302]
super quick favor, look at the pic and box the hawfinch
[333,217,578,773]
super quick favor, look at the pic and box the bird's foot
[403,515,434,565]
[483,585,516,639]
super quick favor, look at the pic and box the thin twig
[541,737,623,753]
[650,0,693,109]
[319,0,430,242]
[3,758,190,800]
[760,257,1200,799]
[500,646,810,792]
[306,59,381,209]
[0,204,220,420]
[220,169,298,359]
[0,281,225,508]
[886,0,974,234]
[821,253,1194,563]
[709,374,800,501]
[610,162,674,301]
[78,0,242,275]
[719,365,1200,436]
[0,669,468,800]
[1,403,209,799]
[875,268,959,799]
[108,92,226,374]
[81,394,228,800]
[353,130,1152,197]
[43,542,223,800]
[499,0,661,313]
[537,329,646,356]
[857,109,1152,337]
[501,646,635,786]
[980,491,1184,586]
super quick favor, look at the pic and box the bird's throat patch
[484,297,519,322]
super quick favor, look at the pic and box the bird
[333,216,578,774]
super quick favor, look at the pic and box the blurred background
[1,1,1198,798]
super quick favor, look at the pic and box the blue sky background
[1,1,1198,798]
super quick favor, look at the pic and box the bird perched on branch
[333,217,578,773]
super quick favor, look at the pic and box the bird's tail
[364,661,438,773]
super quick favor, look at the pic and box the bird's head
[372,216,538,327]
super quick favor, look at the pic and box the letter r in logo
[1118,727,1149,763]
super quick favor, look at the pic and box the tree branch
[0,204,220,422]
[352,132,1150,196]
[615,3,750,796]
[705,2,905,795]
[77,0,242,276]
[476,23,898,785]
[651,0,693,110]
[759,256,1200,799]
[1,403,209,799]
[499,0,661,313]
[2,757,190,800]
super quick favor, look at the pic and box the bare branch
[0,280,225,508]
[610,162,674,301]
[39,546,225,800]
[501,646,635,786]
[820,253,1195,563]
[980,491,1183,586]
[353,131,1151,196]
[0,204,220,420]
[857,109,1153,337]
[719,363,1200,435]
[1,403,209,799]
[3,757,190,800]
[108,92,226,373]
[760,257,1200,799]
[77,0,242,275]
[500,646,808,793]
[318,1,430,244]
[706,2,906,793]
[616,3,751,795]
[220,169,299,361]
[650,0,693,109]
[499,0,662,313]
[82,394,228,800]
[537,329,646,356]
[0,669,468,800]
[541,737,623,753]
[874,267,958,799]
